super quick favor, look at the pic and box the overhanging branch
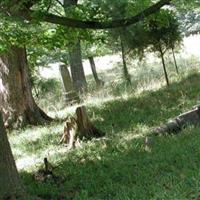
[4,0,172,29]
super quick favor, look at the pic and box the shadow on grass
[19,73,200,156]
[21,126,200,200]
[90,73,200,135]
[19,73,200,200]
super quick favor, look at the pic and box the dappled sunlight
[35,36,200,123]
[21,126,200,199]
[16,145,69,171]
[8,70,200,199]
[2,1,200,198]
[183,34,200,58]
[10,124,62,146]
[136,79,164,94]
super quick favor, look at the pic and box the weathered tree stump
[60,106,105,148]
[76,106,105,139]
[153,105,200,135]
[60,117,77,149]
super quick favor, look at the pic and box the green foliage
[34,78,61,95]
[174,0,200,10]
[144,10,182,55]
[0,16,36,52]
[178,8,200,36]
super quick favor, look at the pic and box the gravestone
[59,64,79,104]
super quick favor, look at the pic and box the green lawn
[10,71,200,200]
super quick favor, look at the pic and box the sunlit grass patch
[8,52,200,199]
[19,126,200,200]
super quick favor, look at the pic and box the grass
[9,54,200,199]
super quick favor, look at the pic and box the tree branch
[4,0,172,29]
[55,0,64,7]
[21,0,41,9]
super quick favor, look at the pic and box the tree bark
[68,40,87,93]
[60,106,105,147]
[88,56,104,87]
[172,47,179,74]
[76,106,105,139]
[0,46,52,127]
[0,112,24,199]
[159,45,169,86]
[120,35,131,85]
[64,0,87,94]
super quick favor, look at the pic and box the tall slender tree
[119,34,131,85]
[146,10,182,86]
[88,56,104,87]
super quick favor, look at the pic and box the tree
[171,47,179,74]
[0,111,24,199]
[68,40,87,93]
[63,0,88,93]
[146,10,182,86]
[82,34,106,87]
[94,0,133,85]
[119,34,132,85]
[0,0,172,29]
[88,56,104,87]
[0,46,52,127]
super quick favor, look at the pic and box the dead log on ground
[153,105,200,135]
[60,106,105,148]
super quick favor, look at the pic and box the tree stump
[60,106,105,147]
[60,117,77,149]
[76,106,105,139]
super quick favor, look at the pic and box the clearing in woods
[9,35,200,200]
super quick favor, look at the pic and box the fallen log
[153,105,200,135]
[60,106,105,148]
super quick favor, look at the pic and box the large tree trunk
[120,35,131,85]
[68,40,87,93]
[159,45,169,86]
[64,0,87,93]
[0,112,24,199]
[0,46,52,127]
[59,64,79,104]
[88,56,104,87]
